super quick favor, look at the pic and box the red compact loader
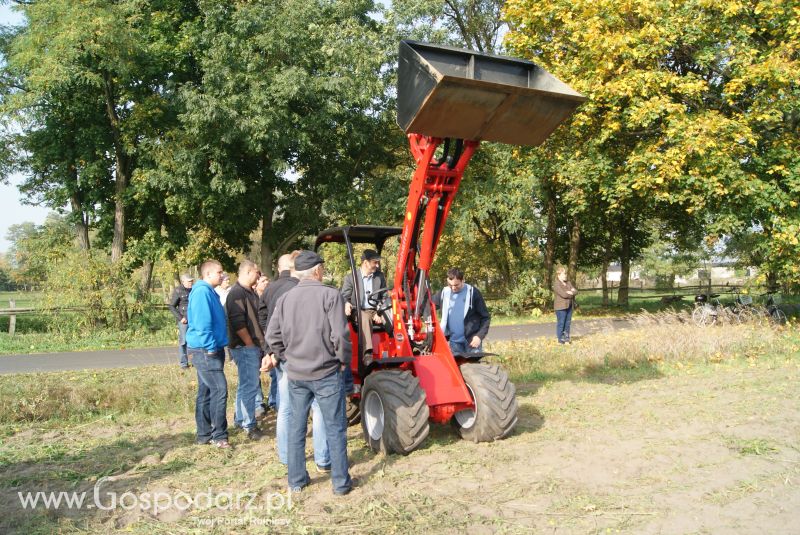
[315,41,585,454]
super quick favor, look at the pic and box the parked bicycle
[761,291,787,326]
[692,293,743,326]
[731,292,757,324]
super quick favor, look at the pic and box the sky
[0,4,51,253]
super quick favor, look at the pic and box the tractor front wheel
[361,370,430,454]
[453,363,518,442]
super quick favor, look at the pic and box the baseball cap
[294,250,325,271]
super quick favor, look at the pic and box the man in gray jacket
[266,250,355,495]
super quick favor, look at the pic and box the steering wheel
[367,287,391,311]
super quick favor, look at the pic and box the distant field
[0,291,43,309]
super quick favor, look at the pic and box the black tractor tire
[345,396,360,427]
[452,363,518,443]
[360,370,430,454]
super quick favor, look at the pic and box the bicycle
[731,292,757,324]
[761,291,787,326]
[693,293,721,326]
[693,293,742,326]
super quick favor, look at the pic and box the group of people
[170,250,578,495]
[169,248,497,495]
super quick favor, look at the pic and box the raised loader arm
[388,41,586,361]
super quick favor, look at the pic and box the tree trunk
[139,259,154,300]
[567,217,580,283]
[260,191,275,278]
[618,231,631,307]
[102,72,130,263]
[70,194,90,251]
[543,193,557,292]
[601,257,609,306]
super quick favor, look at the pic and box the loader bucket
[397,40,586,146]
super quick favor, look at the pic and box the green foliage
[4,215,73,289]
[505,0,800,286]
[42,248,129,330]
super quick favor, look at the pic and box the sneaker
[212,439,231,449]
[334,477,359,496]
[315,464,331,474]
[245,428,263,441]
[289,476,311,493]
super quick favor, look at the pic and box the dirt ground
[2,355,799,534]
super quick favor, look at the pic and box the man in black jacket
[340,249,387,364]
[431,267,491,354]
[168,272,194,368]
[226,260,264,440]
[257,251,300,412]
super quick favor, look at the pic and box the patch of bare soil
[2,360,798,534]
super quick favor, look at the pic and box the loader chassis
[315,41,585,454]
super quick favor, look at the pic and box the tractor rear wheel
[361,370,429,454]
[453,363,518,442]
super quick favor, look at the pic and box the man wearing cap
[186,260,231,448]
[340,249,387,365]
[168,272,194,369]
[266,250,355,495]
[259,251,331,472]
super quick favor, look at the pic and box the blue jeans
[255,382,264,409]
[555,305,573,343]
[230,346,262,430]
[287,370,351,493]
[178,322,188,367]
[190,347,228,442]
[268,368,278,407]
[449,339,483,354]
[276,365,328,467]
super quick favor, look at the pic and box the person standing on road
[186,260,230,449]
[168,273,194,369]
[553,268,577,344]
[266,250,355,495]
[259,251,331,471]
[226,260,265,441]
[432,267,491,354]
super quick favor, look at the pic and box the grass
[0,326,174,355]
[0,291,44,309]
[0,308,175,355]
[488,312,799,384]
[1,318,799,533]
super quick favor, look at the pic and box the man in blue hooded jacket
[186,259,230,448]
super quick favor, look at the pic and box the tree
[143,0,396,277]
[5,215,72,289]
[505,0,800,290]
[2,0,201,265]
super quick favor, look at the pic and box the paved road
[0,318,630,375]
